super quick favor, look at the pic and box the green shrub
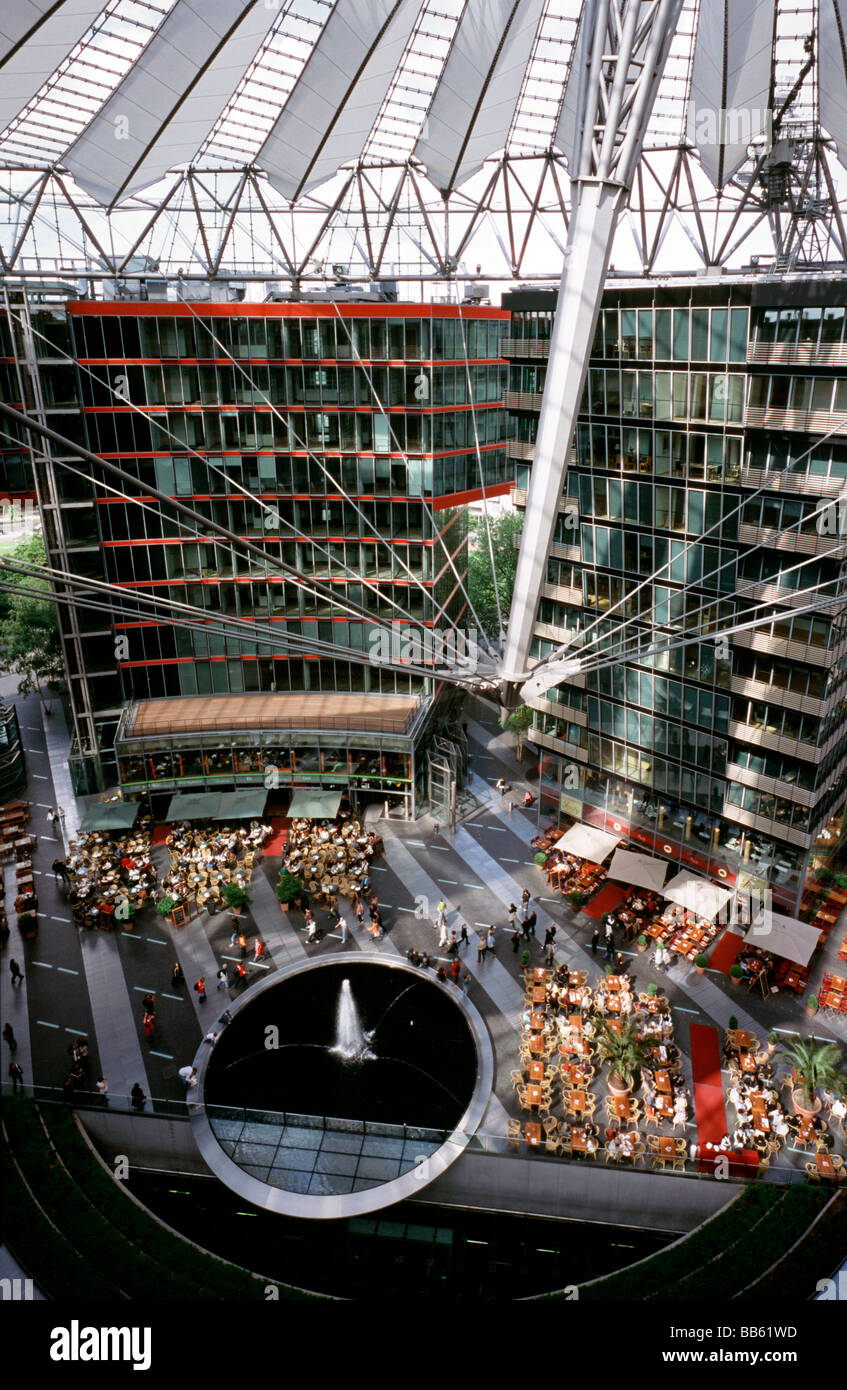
[156,895,177,917]
[275,873,303,904]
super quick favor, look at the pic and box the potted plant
[275,873,302,912]
[520,949,531,969]
[18,910,37,940]
[728,1015,738,1031]
[767,1032,778,1055]
[806,993,819,1016]
[156,895,177,919]
[777,1034,845,1118]
[817,866,835,885]
[222,883,251,915]
[729,963,744,986]
[569,888,586,910]
[647,982,658,997]
[636,934,648,954]
[834,874,847,890]
[595,1018,650,1097]
[694,952,708,975]
[534,851,547,868]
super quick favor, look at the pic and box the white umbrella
[744,911,820,967]
[554,823,620,862]
[662,870,732,921]
[608,847,668,893]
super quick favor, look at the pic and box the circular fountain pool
[191,956,493,1219]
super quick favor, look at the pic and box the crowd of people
[281,816,382,904]
[59,829,157,928]
[162,819,272,913]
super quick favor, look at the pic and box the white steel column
[499,0,685,694]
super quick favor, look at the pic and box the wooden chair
[507,1119,522,1149]
[804,1161,820,1182]
[510,1069,525,1088]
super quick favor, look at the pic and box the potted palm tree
[595,1018,650,1097]
[275,873,302,912]
[777,1034,845,1119]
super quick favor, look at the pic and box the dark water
[129,1172,672,1300]
[204,961,478,1130]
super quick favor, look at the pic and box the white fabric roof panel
[554,823,620,862]
[553,5,590,172]
[743,911,820,967]
[608,847,668,893]
[662,870,732,921]
[0,0,103,131]
[259,0,420,203]
[819,0,847,169]
[687,0,775,188]
[414,0,545,195]
[64,0,279,205]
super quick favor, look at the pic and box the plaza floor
[1,678,845,1193]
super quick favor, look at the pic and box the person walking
[521,888,531,910]
[486,925,496,956]
[3,1023,17,1052]
[216,965,230,992]
[524,909,537,940]
[130,1082,146,1112]
[253,937,266,962]
[45,807,55,827]
[439,918,449,950]
[450,958,461,986]
[9,958,23,986]
[543,924,557,949]
[356,900,365,931]
[9,1060,24,1094]
[545,941,555,968]
[591,927,600,956]
[476,931,487,964]
[495,777,507,800]
[142,992,156,1015]
[171,961,185,988]
[56,806,66,826]
[338,914,348,944]
[459,922,469,952]
[447,930,459,957]
[193,976,207,1002]
[96,1076,108,1103]
[461,971,472,994]
[603,924,615,963]
[436,965,448,983]
[142,1011,155,1040]
[52,857,66,883]
[233,961,248,988]
[436,898,447,930]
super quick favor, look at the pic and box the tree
[0,532,64,711]
[776,1034,845,1108]
[595,1018,651,1091]
[501,703,533,757]
[467,510,522,639]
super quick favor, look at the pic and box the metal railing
[1,1084,824,1187]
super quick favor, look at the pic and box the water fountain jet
[330,978,374,1062]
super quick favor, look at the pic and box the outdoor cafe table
[532,968,547,983]
[658,1137,677,1159]
[605,1018,623,1037]
[568,972,585,986]
[816,1154,838,1178]
[655,1095,675,1121]
[611,1096,634,1120]
[569,1089,589,1114]
[568,1014,583,1032]
[531,986,547,1005]
[529,1061,547,1082]
[560,1038,591,1058]
[529,1012,546,1032]
[739,1051,758,1074]
[530,1036,547,1056]
[797,1118,816,1145]
[527,1085,543,1108]
[570,1130,595,1155]
[605,976,627,992]
[655,1070,673,1095]
[570,1066,591,1088]
[525,1122,542,1147]
[734,1030,755,1050]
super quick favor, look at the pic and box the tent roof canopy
[608,847,668,893]
[554,823,620,862]
[662,870,732,921]
[166,789,268,821]
[287,788,343,820]
[744,912,821,968]
[79,801,140,832]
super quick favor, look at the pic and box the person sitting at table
[607,1133,621,1161]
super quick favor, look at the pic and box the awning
[663,870,733,921]
[744,912,821,967]
[554,823,620,862]
[608,848,668,893]
[165,790,267,822]
[79,801,140,832]
[287,788,343,820]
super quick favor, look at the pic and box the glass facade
[505,281,847,911]
[1,295,510,802]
